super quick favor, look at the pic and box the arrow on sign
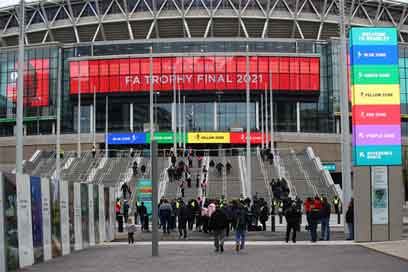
[359,152,365,158]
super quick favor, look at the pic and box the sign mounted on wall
[350,27,402,166]
[371,166,389,225]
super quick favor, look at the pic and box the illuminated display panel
[2,59,50,107]
[70,56,320,94]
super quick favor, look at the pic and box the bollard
[271,214,275,232]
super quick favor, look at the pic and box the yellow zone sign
[352,84,400,105]
[188,132,230,144]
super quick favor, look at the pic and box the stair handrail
[292,148,318,197]
[256,148,273,204]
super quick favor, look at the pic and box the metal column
[339,0,352,235]
[172,65,177,153]
[296,102,301,133]
[245,45,252,199]
[151,140,158,256]
[183,96,186,150]
[77,62,81,158]
[56,48,62,180]
[261,95,264,149]
[214,101,218,131]
[16,0,25,174]
[270,75,274,151]
[93,87,96,146]
[265,92,269,149]
[105,96,109,158]
[130,103,134,132]
[149,47,154,141]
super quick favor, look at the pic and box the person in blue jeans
[320,197,331,241]
[159,199,172,234]
[233,200,248,252]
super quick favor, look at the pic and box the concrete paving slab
[360,240,408,261]
[20,243,408,272]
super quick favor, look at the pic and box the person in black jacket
[259,201,269,231]
[345,198,354,240]
[178,201,189,239]
[210,203,229,253]
[139,202,147,232]
[285,200,301,243]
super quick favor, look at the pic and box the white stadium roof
[0,0,61,10]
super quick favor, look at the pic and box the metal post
[245,45,252,199]
[178,85,181,152]
[296,101,300,133]
[151,139,159,256]
[93,86,96,147]
[16,0,25,174]
[214,101,218,130]
[339,0,352,235]
[270,71,274,151]
[77,61,81,158]
[183,96,186,150]
[105,96,109,158]
[150,47,154,141]
[265,92,269,149]
[172,64,177,153]
[261,94,264,149]
[130,103,134,132]
[56,48,62,180]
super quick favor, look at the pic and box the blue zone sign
[107,133,146,145]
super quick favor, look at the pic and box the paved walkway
[20,242,408,272]
[361,240,408,261]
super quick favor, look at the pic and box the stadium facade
[0,0,408,191]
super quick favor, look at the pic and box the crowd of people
[115,147,355,252]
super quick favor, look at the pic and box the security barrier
[0,172,116,271]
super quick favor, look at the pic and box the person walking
[320,197,331,241]
[92,145,97,158]
[345,198,354,240]
[159,199,172,234]
[233,201,248,252]
[259,201,269,231]
[309,197,321,242]
[285,201,301,243]
[139,202,147,232]
[121,182,131,200]
[178,201,188,239]
[126,219,137,244]
[209,204,229,253]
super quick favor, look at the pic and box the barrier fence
[0,172,116,271]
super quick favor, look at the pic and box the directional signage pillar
[350,27,402,166]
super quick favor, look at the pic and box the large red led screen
[1,59,50,107]
[70,56,320,94]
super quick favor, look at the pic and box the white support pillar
[296,101,301,133]
[214,101,218,131]
[255,101,259,130]
[130,103,134,132]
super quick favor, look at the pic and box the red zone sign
[70,56,320,94]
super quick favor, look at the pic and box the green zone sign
[145,132,187,144]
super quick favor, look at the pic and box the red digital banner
[352,104,401,125]
[70,56,320,94]
[230,132,271,144]
[5,59,49,107]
